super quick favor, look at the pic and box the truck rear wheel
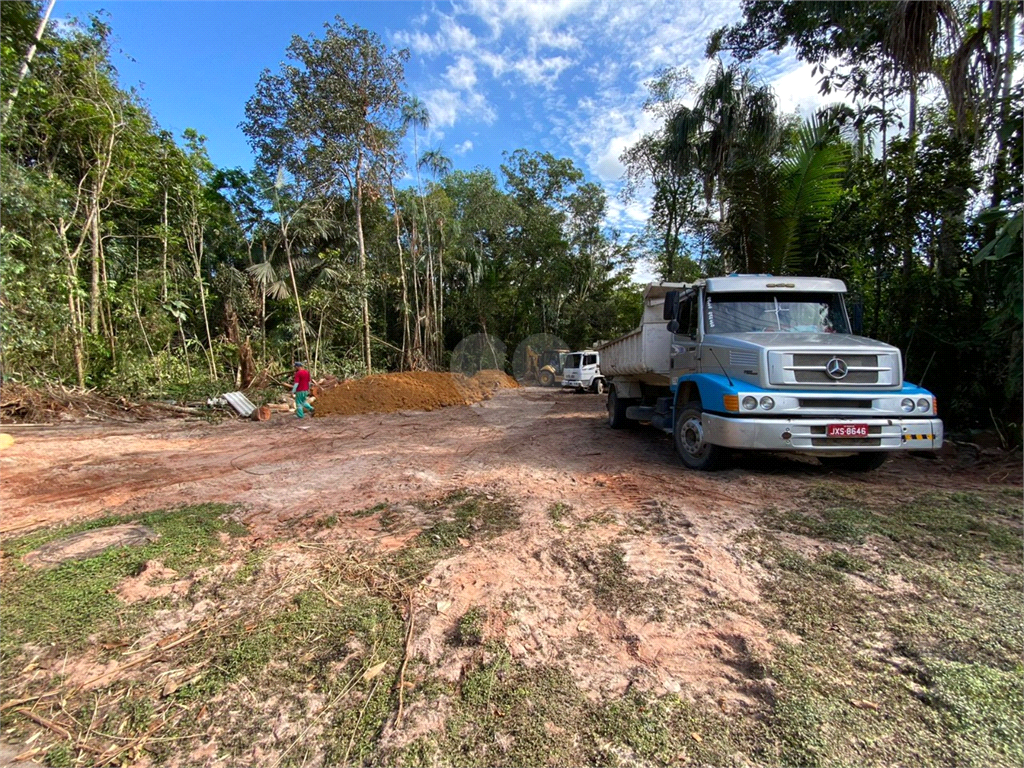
[607,386,629,429]
[674,403,728,471]
[818,452,889,472]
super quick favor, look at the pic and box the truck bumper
[702,414,943,452]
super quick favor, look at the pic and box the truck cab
[599,276,943,471]
[561,350,604,394]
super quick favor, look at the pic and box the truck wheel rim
[680,417,708,457]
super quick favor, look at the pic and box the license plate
[827,423,869,438]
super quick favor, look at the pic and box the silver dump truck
[598,275,943,471]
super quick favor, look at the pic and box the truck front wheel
[818,452,889,472]
[592,378,605,395]
[607,387,629,429]
[674,403,728,471]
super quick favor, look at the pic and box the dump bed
[597,283,692,379]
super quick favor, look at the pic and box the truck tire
[607,386,629,429]
[592,378,605,395]
[538,370,555,387]
[674,403,728,471]
[818,452,889,472]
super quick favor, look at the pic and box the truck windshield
[704,292,850,335]
[566,354,582,368]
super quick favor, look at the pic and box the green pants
[295,390,314,418]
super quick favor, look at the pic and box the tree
[242,19,409,373]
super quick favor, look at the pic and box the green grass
[744,484,1024,767]
[387,491,521,583]
[389,643,761,767]
[0,504,244,657]
[547,502,571,522]
[763,488,1021,558]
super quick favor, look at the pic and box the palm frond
[246,260,278,286]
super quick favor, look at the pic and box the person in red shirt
[291,361,314,419]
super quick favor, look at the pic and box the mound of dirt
[470,369,520,392]
[314,370,517,417]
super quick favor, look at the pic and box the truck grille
[792,354,879,384]
[798,398,873,409]
[769,350,901,388]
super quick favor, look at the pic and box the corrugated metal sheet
[222,391,257,417]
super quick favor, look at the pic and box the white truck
[560,350,605,394]
[598,276,943,471]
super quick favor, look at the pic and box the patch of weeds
[388,491,520,583]
[233,547,268,584]
[456,607,485,646]
[743,498,1024,768]
[763,489,1020,560]
[351,502,388,519]
[593,689,760,767]
[555,543,674,620]
[919,658,1024,765]
[44,744,73,768]
[176,585,403,705]
[1,504,242,657]
[743,533,872,638]
[805,481,861,504]
[818,550,871,573]
[378,507,404,532]
[119,695,154,735]
[547,502,571,522]
[888,561,1024,670]
[444,644,596,766]
[576,509,617,529]
[315,514,339,530]
[390,648,761,768]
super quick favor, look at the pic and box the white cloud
[769,61,835,117]
[394,16,477,56]
[445,56,478,90]
[424,88,496,129]
[454,139,474,155]
[513,55,573,87]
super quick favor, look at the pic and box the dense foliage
[1,2,1020,435]
[0,5,640,399]
[624,0,1021,435]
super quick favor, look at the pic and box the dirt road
[0,386,1009,538]
[1,387,1019,765]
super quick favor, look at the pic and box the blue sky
[57,1,831,247]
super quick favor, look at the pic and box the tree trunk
[161,189,169,303]
[0,0,55,129]
[389,181,412,370]
[89,199,101,335]
[355,146,372,373]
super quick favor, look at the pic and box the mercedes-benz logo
[825,357,849,380]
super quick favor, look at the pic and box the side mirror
[663,291,679,321]
[667,319,680,334]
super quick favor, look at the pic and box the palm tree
[665,61,782,271]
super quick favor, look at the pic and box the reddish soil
[313,370,518,417]
[0,385,1018,759]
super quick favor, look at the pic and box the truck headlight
[917,398,931,413]
[759,396,775,410]
[901,398,915,413]
[742,396,758,410]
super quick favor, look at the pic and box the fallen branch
[396,590,416,725]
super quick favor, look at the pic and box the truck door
[671,291,700,376]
